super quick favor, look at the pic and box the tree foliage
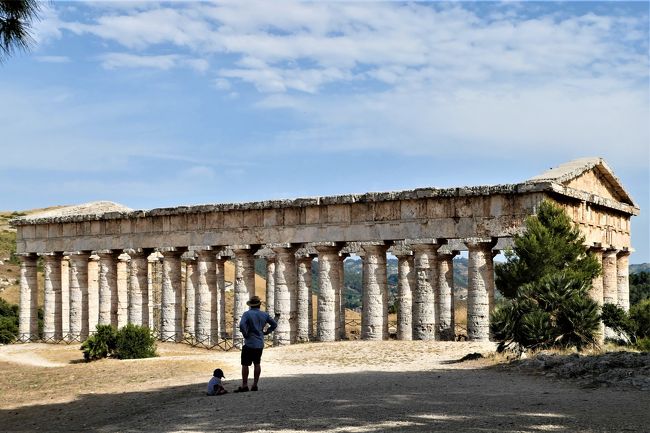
[496,200,601,299]
[491,200,602,353]
[0,298,19,344]
[81,324,157,361]
[630,272,650,306]
[0,0,40,62]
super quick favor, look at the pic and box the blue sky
[1,1,648,263]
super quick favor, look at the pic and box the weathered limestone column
[436,249,458,341]
[183,254,197,338]
[296,255,313,342]
[61,256,70,339]
[232,247,255,346]
[97,251,118,327]
[68,252,91,340]
[128,250,150,327]
[410,243,441,340]
[42,252,63,340]
[589,247,605,342]
[196,249,220,344]
[361,244,389,340]
[395,251,414,341]
[18,253,38,341]
[336,253,348,340]
[265,256,276,318]
[465,239,496,342]
[87,254,99,332]
[116,253,130,328]
[602,249,618,306]
[617,250,630,311]
[273,245,298,346]
[315,245,341,342]
[216,255,227,339]
[160,248,184,342]
[146,254,156,329]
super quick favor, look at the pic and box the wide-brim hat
[247,295,261,307]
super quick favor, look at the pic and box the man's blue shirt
[239,308,277,349]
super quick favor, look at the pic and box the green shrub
[636,337,650,352]
[0,299,19,344]
[601,303,635,338]
[81,324,117,361]
[491,273,600,353]
[114,324,156,359]
[630,300,650,339]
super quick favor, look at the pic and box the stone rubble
[512,351,650,391]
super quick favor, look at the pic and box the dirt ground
[0,341,649,433]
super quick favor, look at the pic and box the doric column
[337,253,348,340]
[617,250,630,311]
[128,249,150,327]
[273,245,298,346]
[265,256,276,318]
[68,252,91,340]
[215,255,227,339]
[61,256,70,339]
[196,249,220,344]
[361,244,389,340]
[296,255,314,342]
[436,249,458,341]
[42,252,63,341]
[87,254,99,332]
[315,245,341,342]
[589,246,605,342]
[602,249,618,306]
[18,253,38,342]
[465,238,496,342]
[410,242,441,340]
[116,253,130,328]
[160,248,184,342]
[97,250,118,327]
[232,247,255,346]
[395,251,414,341]
[183,253,197,338]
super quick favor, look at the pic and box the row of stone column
[18,238,500,344]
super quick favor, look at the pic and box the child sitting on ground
[206,368,227,396]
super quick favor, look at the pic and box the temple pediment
[527,157,637,208]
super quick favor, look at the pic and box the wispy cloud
[98,52,208,72]
[34,55,70,63]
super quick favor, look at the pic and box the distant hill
[630,263,650,274]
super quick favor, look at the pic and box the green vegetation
[491,201,601,353]
[0,230,18,264]
[81,324,157,361]
[0,298,19,343]
[602,300,650,351]
[630,272,650,306]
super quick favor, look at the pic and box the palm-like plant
[0,0,40,62]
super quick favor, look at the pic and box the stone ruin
[10,157,639,347]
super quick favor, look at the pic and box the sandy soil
[0,341,648,433]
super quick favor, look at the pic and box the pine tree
[495,200,601,299]
[491,200,602,352]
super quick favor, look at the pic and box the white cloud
[98,52,208,71]
[34,55,70,63]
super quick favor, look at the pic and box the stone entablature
[10,157,640,346]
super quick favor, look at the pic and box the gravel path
[1,341,648,433]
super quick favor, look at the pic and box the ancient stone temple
[11,157,639,346]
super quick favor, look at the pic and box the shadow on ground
[1,367,648,432]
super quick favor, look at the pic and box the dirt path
[0,341,648,432]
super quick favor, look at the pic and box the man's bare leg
[241,365,249,388]
[252,363,261,388]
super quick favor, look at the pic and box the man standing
[235,295,277,392]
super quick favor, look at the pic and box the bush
[0,299,19,344]
[114,324,156,360]
[601,303,634,338]
[491,273,600,353]
[81,324,117,361]
[630,300,650,339]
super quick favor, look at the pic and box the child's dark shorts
[241,345,263,366]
